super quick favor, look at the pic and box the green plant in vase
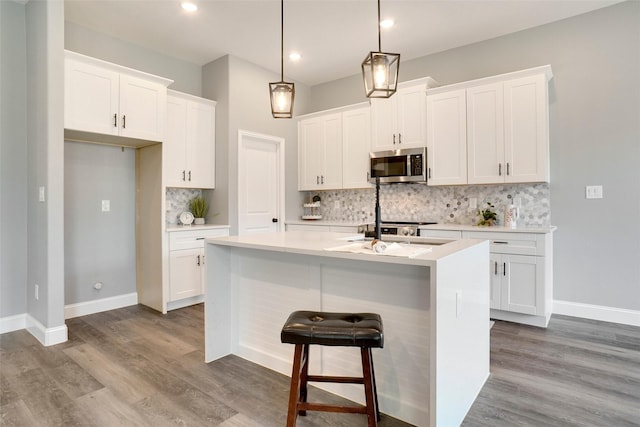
[190,196,208,225]
[477,202,497,226]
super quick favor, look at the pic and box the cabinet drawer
[418,229,463,239]
[463,231,544,256]
[169,228,229,250]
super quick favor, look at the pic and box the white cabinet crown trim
[426,65,553,96]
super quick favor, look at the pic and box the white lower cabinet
[167,227,229,310]
[285,223,365,234]
[490,253,543,315]
[420,227,554,327]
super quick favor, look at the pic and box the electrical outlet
[102,200,111,212]
[469,198,477,209]
[585,185,603,199]
[35,284,39,300]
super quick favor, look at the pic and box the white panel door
[426,89,468,185]
[169,248,203,301]
[467,83,504,184]
[321,113,343,189]
[502,254,543,315]
[119,74,166,142]
[64,59,119,136]
[238,131,284,235]
[164,95,188,187]
[186,100,215,188]
[342,106,372,189]
[396,84,427,148]
[504,74,549,183]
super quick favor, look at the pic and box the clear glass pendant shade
[362,51,400,98]
[269,81,295,118]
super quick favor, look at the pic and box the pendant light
[269,0,295,118]
[361,0,400,98]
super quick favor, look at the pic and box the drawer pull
[196,237,205,240]
[503,262,506,276]
[492,241,509,244]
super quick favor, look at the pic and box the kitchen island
[205,231,490,427]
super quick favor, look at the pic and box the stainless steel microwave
[369,147,427,184]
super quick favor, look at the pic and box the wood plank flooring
[1,304,639,426]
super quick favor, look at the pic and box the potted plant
[190,196,208,225]
[477,202,497,226]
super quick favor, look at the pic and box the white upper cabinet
[342,105,372,189]
[426,89,468,185]
[371,78,436,151]
[503,74,549,183]
[298,113,343,191]
[165,90,216,189]
[426,65,552,186]
[467,82,505,184]
[64,51,172,144]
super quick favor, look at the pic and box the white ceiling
[64,0,622,86]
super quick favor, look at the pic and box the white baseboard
[554,300,640,327]
[64,293,138,319]
[0,313,27,334]
[25,314,68,346]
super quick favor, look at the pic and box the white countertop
[420,223,557,234]
[166,224,230,232]
[285,219,371,227]
[206,230,485,266]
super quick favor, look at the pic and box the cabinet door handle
[428,167,431,179]
[398,133,402,144]
[188,171,191,181]
[113,114,117,127]
[321,175,324,184]
[503,262,506,276]
[122,115,126,129]
[201,255,205,265]
[393,134,396,144]
[316,176,319,184]
[367,172,370,181]
[506,162,510,176]
[197,255,201,266]
[182,170,186,181]
[498,163,502,176]
[494,261,498,275]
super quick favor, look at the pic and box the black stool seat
[281,311,384,348]
[281,310,384,427]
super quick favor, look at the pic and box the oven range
[365,221,437,237]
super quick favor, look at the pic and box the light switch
[102,200,111,212]
[39,186,45,202]
[585,185,603,199]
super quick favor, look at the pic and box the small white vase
[194,218,205,225]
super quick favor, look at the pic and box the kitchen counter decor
[476,201,497,226]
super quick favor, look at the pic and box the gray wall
[26,0,66,328]
[65,21,202,96]
[203,55,309,234]
[64,142,137,304]
[310,2,640,312]
[0,1,28,318]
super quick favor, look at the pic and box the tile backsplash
[305,183,550,226]
[166,188,202,225]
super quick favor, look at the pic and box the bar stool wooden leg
[361,347,378,427]
[299,344,309,416]
[286,344,304,427]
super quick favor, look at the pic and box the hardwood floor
[1,304,639,426]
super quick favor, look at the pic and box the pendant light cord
[280,0,284,82]
[377,0,381,52]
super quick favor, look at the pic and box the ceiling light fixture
[181,2,197,12]
[361,0,400,98]
[269,0,295,118]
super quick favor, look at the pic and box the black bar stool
[280,310,384,427]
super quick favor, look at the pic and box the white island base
[205,232,490,427]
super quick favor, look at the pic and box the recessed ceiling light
[380,19,394,29]
[289,52,302,61]
[181,2,198,12]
